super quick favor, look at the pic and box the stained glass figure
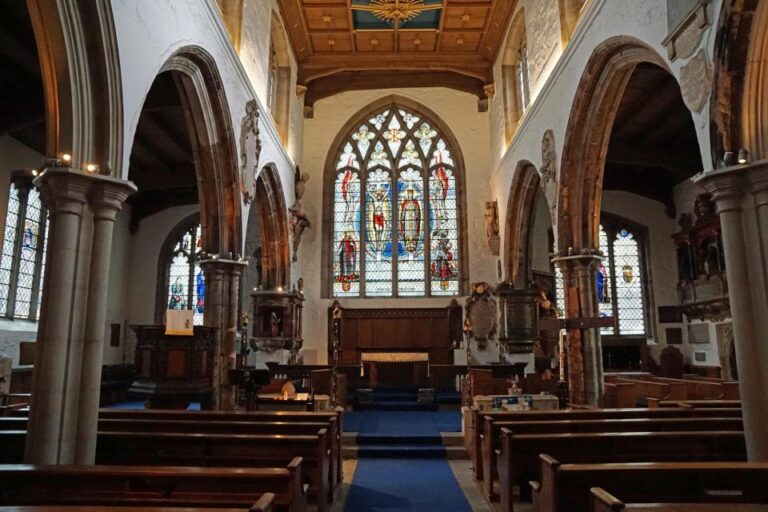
[329,104,463,297]
[165,221,205,326]
[0,178,49,320]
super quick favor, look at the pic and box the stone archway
[160,48,242,258]
[504,161,542,287]
[555,38,671,405]
[242,164,291,300]
[742,0,768,161]
[558,37,669,253]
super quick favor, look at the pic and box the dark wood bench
[471,407,742,482]
[530,457,768,512]
[0,507,269,512]
[603,382,636,408]
[10,408,343,490]
[481,416,743,499]
[0,465,293,511]
[647,399,742,409]
[0,417,339,500]
[590,487,768,512]
[497,430,747,512]
[0,430,329,512]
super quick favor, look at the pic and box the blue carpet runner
[106,401,201,410]
[344,458,472,512]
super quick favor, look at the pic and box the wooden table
[361,352,429,387]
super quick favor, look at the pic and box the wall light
[737,148,750,164]
[722,151,734,166]
[61,153,72,164]
[84,163,99,173]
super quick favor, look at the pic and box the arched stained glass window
[0,175,49,320]
[329,104,464,298]
[553,217,648,337]
[162,217,205,325]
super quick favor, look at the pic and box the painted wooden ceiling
[277,0,517,113]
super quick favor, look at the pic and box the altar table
[361,352,429,387]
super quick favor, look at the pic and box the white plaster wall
[0,136,44,366]
[490,0,723,264]
[239,0,304,164]
[296,88,497,363]
[112,0,298,260]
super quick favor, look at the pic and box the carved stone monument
[484,201,500,256]
[240,100,261,204]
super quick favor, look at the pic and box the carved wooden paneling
[328,302,461,365]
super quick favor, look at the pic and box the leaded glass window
[552,217,648,337]
[330,105,463,298]
[516,35,530,112]
[0,176,48,321]
[163,219,205,325]
[598,219,647,336]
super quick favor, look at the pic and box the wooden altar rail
[266,364,529,393]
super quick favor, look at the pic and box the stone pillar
[24,168,135,464]
[552,254,603,406]
[201,258,247,411]
[74,178,136,464]
[694,161,768,461]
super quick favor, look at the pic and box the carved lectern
[128,325,216,409]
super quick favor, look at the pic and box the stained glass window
[330,105,463,297]
[163,218,205,325]
[0,176,48,321]
[597,218,647,337]
[552,217,648,337]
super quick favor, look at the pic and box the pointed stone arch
[254,164,291,291]
[557,37,670,254]
[159,47,242,258]
[504,160,542,287]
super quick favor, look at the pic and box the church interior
[1,0,767,510]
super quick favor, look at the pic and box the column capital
[199,258,248,276]
[88,176,137,221]
[552,253,603,272]
[33,167,90,214]
[693,165,748,213]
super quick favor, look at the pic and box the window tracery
[161,216,205,326]
[329,104,464,298]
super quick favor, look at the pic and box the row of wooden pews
[0,407,345,512]
[604,374,740,407]
[468,402,759,512]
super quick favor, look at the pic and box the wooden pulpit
[128,325,216,409]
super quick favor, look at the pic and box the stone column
[201,258,247,411]
[74,178,136,464]
[552,254,603,406]
[694,161,768,461]
[24,168,135,464]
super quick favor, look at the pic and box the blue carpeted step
[355,401,437,411]
[357,444,447,459]
[357,434,443,445]
[370,392,418,401]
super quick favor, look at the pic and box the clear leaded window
[163,219,205,325]
[267,42,279,114]
[0,176,48,321]
[331,105,463,298]
[553,218,648,337]
[516,35,530,112]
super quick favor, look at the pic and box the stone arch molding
[504,160,542,287]
[157,47,242,257]
[557,37,673,254]
[254,163,291,290]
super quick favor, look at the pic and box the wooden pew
[613,378,687,403]
[590,487,768,512]
[9,408,343,489]
[497,430,746,512]
[471,407,742,482]
[531,457,768,512]
[0,507,271,512]
[683,376,740,399]
[0,417,338,499]
[639,376,728,400]
[0,430,329,512]
[482,415,743,499]
[0,465,296,511]
[647,399,742,409]
[603,382,636,408]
